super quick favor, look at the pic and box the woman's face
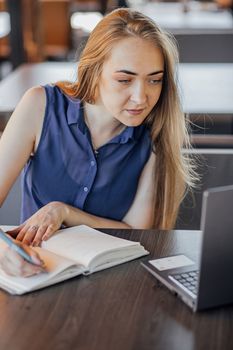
[96,36,164,127]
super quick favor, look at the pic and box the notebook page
[87,246,149,273]
[42,225,145,269]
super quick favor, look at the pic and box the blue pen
[0,228,36,265]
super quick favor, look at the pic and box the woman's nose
[130,82,147,105]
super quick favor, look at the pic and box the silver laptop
[142,185,233,312]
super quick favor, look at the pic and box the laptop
[142,184,233,312]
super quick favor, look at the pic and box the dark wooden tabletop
[0,228,232,350]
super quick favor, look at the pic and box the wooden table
[0,228,232,350]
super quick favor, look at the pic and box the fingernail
[43,235,48,241]
[32,256,41,264]
[33,257,44,268]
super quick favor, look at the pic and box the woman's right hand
[0,242,46,277]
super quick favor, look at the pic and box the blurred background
[0,0,131,75]
[0,0,232,74]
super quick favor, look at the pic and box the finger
[21,263,45,277]
[1,248,26,276]
[22,229,38,245]
[0,260,21,276]
[23,244,46,267]
[6,257,44,277]
[17,225,39,245]
[15,225,29,242]
[42,224,58,241]
[6,225,25,238]
[4,246,23,265]
[2,246,46,277]
[32,226,47,247]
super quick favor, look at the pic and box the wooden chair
[38,0,72,60]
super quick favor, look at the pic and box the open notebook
[0,225,149,295]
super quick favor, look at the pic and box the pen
[0,228,36,265]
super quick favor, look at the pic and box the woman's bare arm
[0,86,45,206]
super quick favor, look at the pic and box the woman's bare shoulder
[4,86,47,147]
[21,86,46,109]
[14,86,46,125]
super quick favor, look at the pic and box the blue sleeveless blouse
[21,85,152,223]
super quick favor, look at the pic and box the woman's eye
[118,80,131,84]
[149,79,163,85]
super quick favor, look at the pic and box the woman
[0,8,196,276]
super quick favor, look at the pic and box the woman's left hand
[7,202,67,246]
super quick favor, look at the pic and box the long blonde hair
[56,8,197,229]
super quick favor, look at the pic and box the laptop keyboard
[169,270,199,298]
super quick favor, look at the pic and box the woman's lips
[126,109,144,115]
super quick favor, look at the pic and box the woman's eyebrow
[115,69,164,76]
